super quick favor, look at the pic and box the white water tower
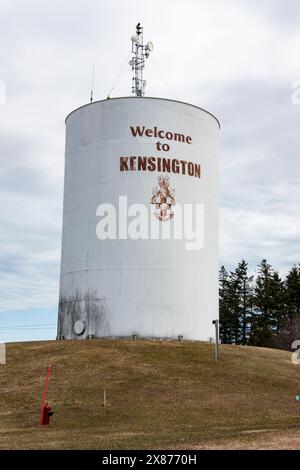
[57,24,220,341]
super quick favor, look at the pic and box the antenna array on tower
[129,23,154,97]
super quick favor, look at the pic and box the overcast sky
[0,0,300,341]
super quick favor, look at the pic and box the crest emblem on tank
[151,175,175,222]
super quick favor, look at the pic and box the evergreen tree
[272,265,300,350]
[249,259,285,346]
[219,266,232,344]
[226,268,242,344]
[285,265,300,318]
[219,260,300,349]
[235,260,254,345]
[219,260,253,345]
[271,271,286,332]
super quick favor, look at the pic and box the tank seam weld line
[60,268,216,274]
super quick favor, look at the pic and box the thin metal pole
[40,364,52,424]
[41,365,52,409]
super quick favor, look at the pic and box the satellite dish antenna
[131,35,138,43]
[146,41,154,51]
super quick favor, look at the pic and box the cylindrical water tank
[57,97,220,341]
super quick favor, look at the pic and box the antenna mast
[90,64,95,103]
[129,23,154,97]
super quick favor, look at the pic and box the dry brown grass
[1,339,300,449]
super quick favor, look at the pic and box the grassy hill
[1,339,300,449]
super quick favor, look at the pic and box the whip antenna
[90,64,95,103]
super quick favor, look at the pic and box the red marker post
[40,364,53,425]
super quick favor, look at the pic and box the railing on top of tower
[129,23,154,97]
